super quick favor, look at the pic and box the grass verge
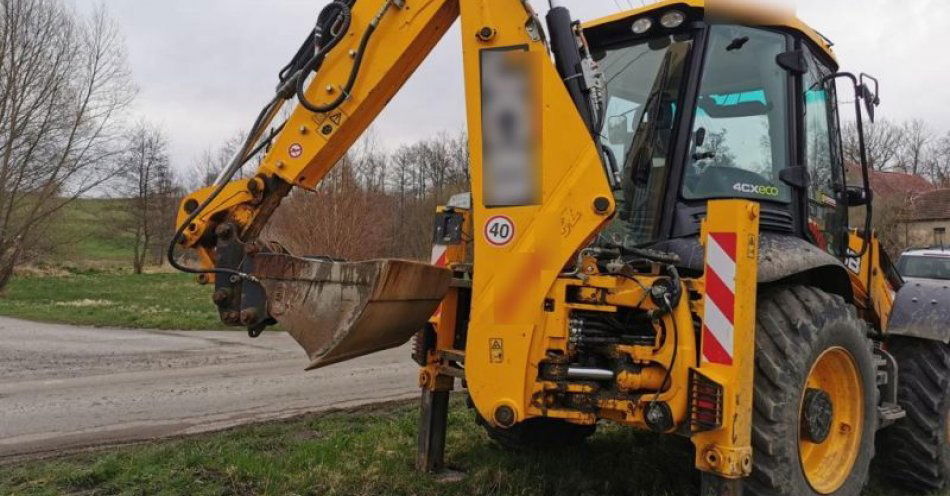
[0,271,223,330]
[49,197,136,264]
[0,398,922,496]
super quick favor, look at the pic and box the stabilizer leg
[416,389,449,472]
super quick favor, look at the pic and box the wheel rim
[798,347,864,494]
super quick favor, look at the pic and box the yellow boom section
[176,0,460,264]
[173,0,614,377]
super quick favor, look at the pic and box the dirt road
[0,317,419,459]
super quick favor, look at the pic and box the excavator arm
[174,0,460,272]
[171,0,615,368]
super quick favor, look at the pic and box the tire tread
[879,337,950,493]
[747,285,876,496]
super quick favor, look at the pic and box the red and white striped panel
[430,244,448,267]
[702,232,737,365]
[429,244,448,320]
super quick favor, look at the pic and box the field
[49,197,137,265]
[0,398,923,496]
[0,198,226,330]
[0,270,223,329]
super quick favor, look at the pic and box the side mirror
[818,71,877,257]
[860,73,880,123]
[860,85,876,123]
[607,115,631,145]
[845,185,869,207]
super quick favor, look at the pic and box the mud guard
[656,233,853,300]
[887,279,950,343]
[251,253,452,369]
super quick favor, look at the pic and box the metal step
[878,402,906,427]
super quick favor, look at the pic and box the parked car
[896,247,950,281]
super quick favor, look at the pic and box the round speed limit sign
[484,216,515,247]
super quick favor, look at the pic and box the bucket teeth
[251,253,451,370]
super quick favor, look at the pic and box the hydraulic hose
[278,1,353,84]
[296,21,370,113]
[166,97,285,281]
[296,0,395,114]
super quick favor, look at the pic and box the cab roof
[582,0,835,62]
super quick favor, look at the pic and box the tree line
[843,118,950,185]
[0,0,468,288]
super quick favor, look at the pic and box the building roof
[907,189,950,222]
[846,164,935,199]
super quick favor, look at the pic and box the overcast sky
[70,0,950,173]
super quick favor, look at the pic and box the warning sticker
[489,338,504,363]
[288,143,303,159]
[484,215,515,246]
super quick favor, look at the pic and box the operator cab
[582,2,859,265]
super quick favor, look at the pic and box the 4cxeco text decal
[733,182,779,197]
[484,216,515,246]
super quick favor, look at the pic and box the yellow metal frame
[422,203,471,393]
[172,0,863,481]
[846,231,895,331]
[456,0,615,429]
[690,200,760,478]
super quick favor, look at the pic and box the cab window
[683,25,790,202]
[597,34,694,246]
[802,47,846,255]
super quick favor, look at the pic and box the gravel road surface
[0,317,419,459]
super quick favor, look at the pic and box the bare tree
[867,195,913,256]
[265,153,395,261]
[842,119,902,171]
[896,118,934,176]
[150,168,182,265]
[265,132,471,262]
[186,131,246,190]
[0,0,135,287]
[930,131,950,187]
[117,120,172,274]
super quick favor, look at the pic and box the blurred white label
[481,47,539,207]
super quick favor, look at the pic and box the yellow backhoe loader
[170,1,950,494]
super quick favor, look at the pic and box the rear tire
[878,337,950,493]
[477,414,596,451]
[747,285,877,496]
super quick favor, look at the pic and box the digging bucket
[251,253,452,370]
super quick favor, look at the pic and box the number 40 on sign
[484,216,515,246]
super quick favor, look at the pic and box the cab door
[801,46,848,257]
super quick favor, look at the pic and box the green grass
[50,197,136,264]
[0,271,224,330]
[0,398,929,496]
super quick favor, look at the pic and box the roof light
[660,10,686,29]
[631,17,653,35]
